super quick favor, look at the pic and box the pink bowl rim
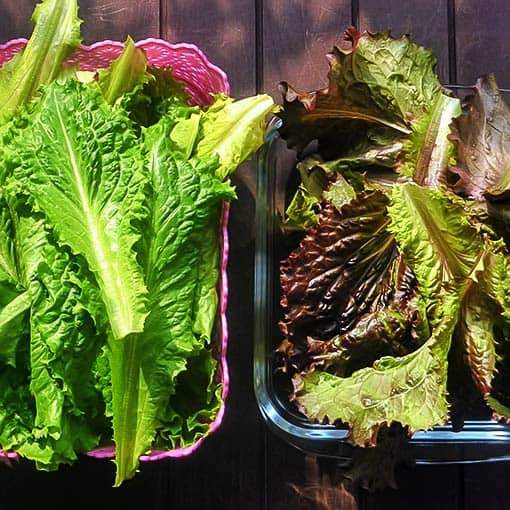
[0,37,231,97]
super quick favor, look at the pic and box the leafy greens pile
[275,26,510,456]
[0,0,275,486]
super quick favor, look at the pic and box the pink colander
[0,38,231,462]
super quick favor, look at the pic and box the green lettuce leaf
[330,28,440,126]
[12,79,149,340]
[282,156,358,230]
[0,0,82,120]
[97,36,151,106]
[196,93,277,179]
[155,347,223,448]
[388,184,485,299]
[0,196,30,366]
[0,190,107,470]
[453,252,506,400]
[295,291,458,445]
[283,158,329,229]
[109,117,234,485]
[0,0,275,482]
[283,184,320,230]
[398,91,461,188]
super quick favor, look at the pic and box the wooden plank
[0,1,160,44]
[455,0,510,89]
[160,2,265,509]
[359,0,450,83]
[162,0,256,98]
[266,449,361,510]
[0,457,165,508]
[263,0,352,100]
[0,1,35,41]
[262,2,352,507]
[359,464,462,509]
[456,4,510,503]
[78,0,160,43]
[463,462,510,510]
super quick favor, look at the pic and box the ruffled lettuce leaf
[98,40,192,129]
[24,236,107,469]
[282,157,355,230]
[449,74,510,201]
[295,291,458,445]
[0,191,107,470]
[447,75,510,247]
[0,197,31,367]
[12,79,149,340]
[0,0,276,483]
[290,184,498,445]
[196,93,278,180]
[388,185,485,297]
[275,25,510,488]
[276,28,461,237]
[279,190,423,382]
[330,29,440,126]
[6,79,150,480]
[314,127,404,172]
[276,27,442,156]
[398,91,461,188]
[109,116,234,485]
[480,255,510,419]
[452,252,507,401]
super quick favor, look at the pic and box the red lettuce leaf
[449,74,510,201]
[279,190,422,377]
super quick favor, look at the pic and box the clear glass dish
[254,117,510,465]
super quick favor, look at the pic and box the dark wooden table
[0,1,509,508]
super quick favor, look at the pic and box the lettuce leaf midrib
[14,80,149,340]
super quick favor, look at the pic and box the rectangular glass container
[254,117,510,465]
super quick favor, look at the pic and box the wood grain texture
[359,464,462,510]
[0,0,35,40]
[463,462,510,510]
[0,0,160,43]
[455,0,510,88]
[161,0,256,98]
[263,0,352,100]
[359,0,450,82]
[79,0,160,43]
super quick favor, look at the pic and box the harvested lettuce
[275,26,510,481]
[0,0,276,487]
